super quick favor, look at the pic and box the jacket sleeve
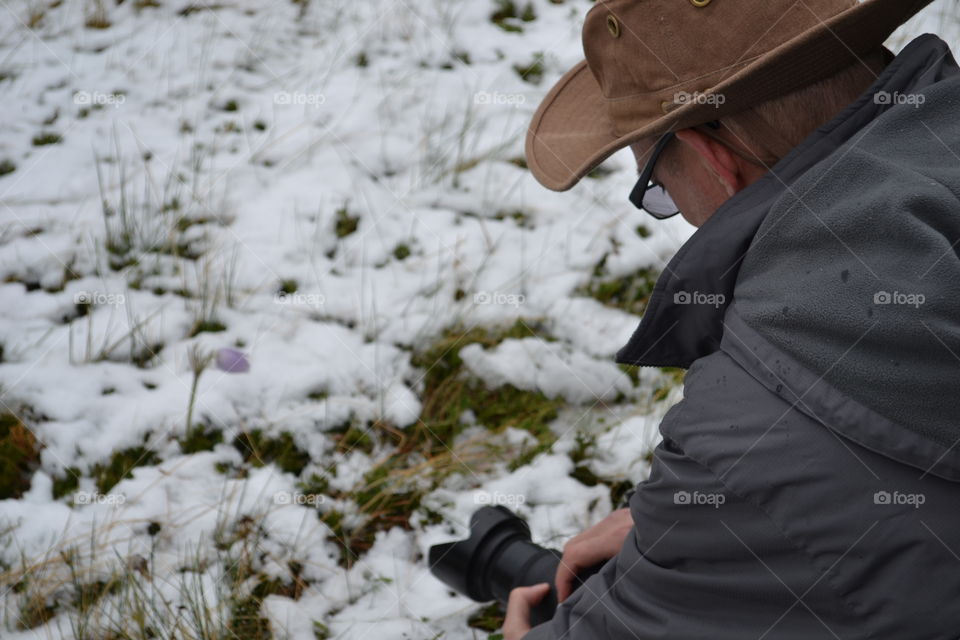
[521,351,846,640]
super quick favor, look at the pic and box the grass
[513,52,545,84]
[85,0,111,29]
[232,429,311,475]
[91,442,160,494]
[180,423,223,454]
[490,0,536,33]
[334,204,360,238]
[307,320,571,567]
[3,494,310,639]
[31,131,62,146]
[579,253,661,316]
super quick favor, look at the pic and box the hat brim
[526,0,934,192]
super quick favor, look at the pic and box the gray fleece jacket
[524,34,960,640]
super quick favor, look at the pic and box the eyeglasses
[629,121,727,220]
[628,131,679,219]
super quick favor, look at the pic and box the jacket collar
[615,35,956,368]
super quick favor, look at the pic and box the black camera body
[428,506,607,626]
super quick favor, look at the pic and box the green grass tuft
[92,444,160,494]
[233,429,311,475]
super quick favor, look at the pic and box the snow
[0,0,956,638]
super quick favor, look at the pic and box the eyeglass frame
[629,120,774,220]
[628,130,682,219]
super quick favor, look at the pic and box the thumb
[509,582,551,614]
[527,581,551,603]
[504,583,552,640]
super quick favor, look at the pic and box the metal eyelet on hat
[690,0,712,6]
[606,14,620,38]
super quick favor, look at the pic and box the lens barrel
[428,506,606,626]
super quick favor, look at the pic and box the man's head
[629,48,890,227]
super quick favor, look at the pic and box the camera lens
[428,506,606,626]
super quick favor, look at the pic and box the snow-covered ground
[0,1,957,638]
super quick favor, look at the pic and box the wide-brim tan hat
[526,0,934,192]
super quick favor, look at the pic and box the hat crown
[583,0,855,131]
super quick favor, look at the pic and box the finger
[555,558,579,602]
[503,583,551,640]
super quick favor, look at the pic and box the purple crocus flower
[216,348,250,373]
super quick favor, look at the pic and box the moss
[393,243,411,260]
[468,601,505,632]
[52,467,81,499]
[513,53,545,85]
[652,367,686,402]
[221,98,239,112]
[92,444,160,494]
[580,265,660,316]
[334,205,360,238]
[520,2,537,21]
[0,412,41,500]
[411,320,561,462]
[228,574,305,637]
[179,424,223,454]
[635,224,651,238]
[569,431,596,465]
[490,0,524,32]
[297,472,330,497]
[332,424,375,455]
[278,278,298,295]
[493,209,532,228]
[189,319,227,336]
[232,430,310,475]
[306,387,328,401]
[0,159,15,176]
[31,131,62,146]
[314,620,332,639]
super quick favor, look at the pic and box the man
[504,0,960,638]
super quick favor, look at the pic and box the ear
[675,129,741,196]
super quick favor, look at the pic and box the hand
[555,507,633,602]
[503,583,551,640]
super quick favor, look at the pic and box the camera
[428,506,607,626]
